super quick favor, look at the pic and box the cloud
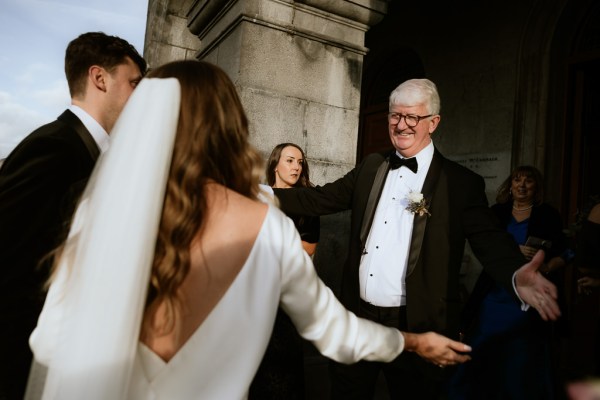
[15,63,58,86]
[20,0,148,52]
[30,79,70,110]
[0,91,53,159]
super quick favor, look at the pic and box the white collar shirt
[68,105,110,153]
[359,141,435,307]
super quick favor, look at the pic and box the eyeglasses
[388,113,433,128]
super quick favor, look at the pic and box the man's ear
[89,65,107,92]
[428,115,441,134]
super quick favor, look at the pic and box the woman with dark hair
[493,165,565,264]
[265,142,319,255]
[266,143,312,188]
[450,165,566,399]
[28,60,471,400]
[250,143,320,399]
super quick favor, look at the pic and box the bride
[27,60,471,400]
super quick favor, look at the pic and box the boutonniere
[405,192,431,217]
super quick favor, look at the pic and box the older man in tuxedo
[0,32,145,399]
[274,79,560,399]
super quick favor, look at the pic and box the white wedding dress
[26,78,405,400]
[31,205,405,400]
[128,205,404,399]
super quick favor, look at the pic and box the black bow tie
[389,154,418,173]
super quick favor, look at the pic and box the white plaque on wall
[447,151,512,205]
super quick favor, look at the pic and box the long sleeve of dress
[273,208,404,363]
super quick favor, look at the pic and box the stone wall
[144,0,201,69]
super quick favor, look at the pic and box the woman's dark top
[289,214,320,244]
[248,209,320,399]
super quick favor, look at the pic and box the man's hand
[515,250,561,321]
[402,331,471,368]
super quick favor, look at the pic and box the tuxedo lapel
[58,110,100,162]
[359,157,390,250]
[406,150,443,277]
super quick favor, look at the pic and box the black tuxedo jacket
[0,109,99,397]
[275,148,525,338]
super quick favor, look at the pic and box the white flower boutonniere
[406,192,431,217]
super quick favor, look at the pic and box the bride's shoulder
[206,184,268,224]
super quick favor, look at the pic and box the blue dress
[449,206,559,399]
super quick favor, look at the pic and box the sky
[0,0,149,158]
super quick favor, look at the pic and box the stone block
[209,27,243,81]
[238,88,306,148]
[165,14,201,50]
[308,160,352,186]
[239,22,362,109]
[304,102,358,165]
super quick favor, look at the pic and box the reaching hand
[515,250,561,321]
[578,276,600,295]
[402,331,471,368]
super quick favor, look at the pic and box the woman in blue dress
[450,165,567,399]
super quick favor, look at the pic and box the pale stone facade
[144,0,388,185]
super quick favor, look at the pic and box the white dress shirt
[359,141,434,307]
[69,105,110,153]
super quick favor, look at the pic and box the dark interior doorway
[555,0,600,225]
[357,6,425,162]
[562,56,600,224]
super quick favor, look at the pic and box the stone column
[144,0,201,68]
[187,0,388,184]
[145,0,388,298]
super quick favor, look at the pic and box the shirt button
[376,246,379,249]
[370,274,373,276]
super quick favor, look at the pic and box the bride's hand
[401,331,471,368]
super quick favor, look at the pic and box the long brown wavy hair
[143,60,263,334]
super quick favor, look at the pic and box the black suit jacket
[275,148,526,338]
[0,110,99,397]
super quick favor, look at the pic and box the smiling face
[274,145,304,188]
[388,103,440,158]
[511,173,537,204]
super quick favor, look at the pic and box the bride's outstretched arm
[274,209,470,366]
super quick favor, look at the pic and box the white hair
[389,79,440,115]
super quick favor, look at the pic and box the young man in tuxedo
[274,79,560,399]
[0,31,146,399]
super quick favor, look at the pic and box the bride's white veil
[26,78,181,400]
